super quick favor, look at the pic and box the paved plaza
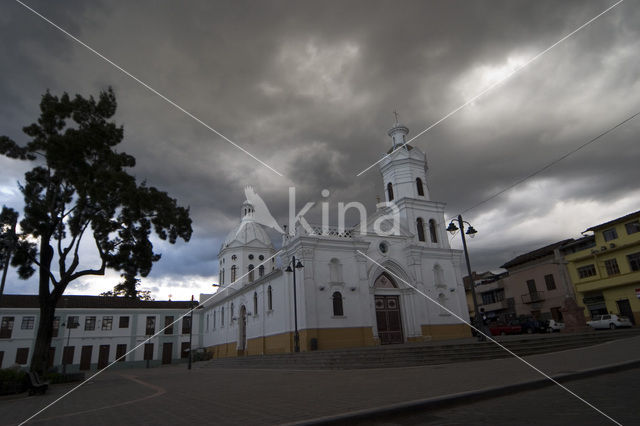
[2,336,639,425]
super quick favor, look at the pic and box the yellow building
[564,210,640,325]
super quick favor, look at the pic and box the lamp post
[188,295,195,370]
[284,255,304,353]
[446,215,488,341]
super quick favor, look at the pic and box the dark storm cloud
[1,0,639,294]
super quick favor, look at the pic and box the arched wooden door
[374,273,404,345]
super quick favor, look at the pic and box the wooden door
[98,345,110,369]
[375,295,404,344]
[162,342,173,364]
[617,299,635,324]
[80,345,92,370]
[48,347,56,369]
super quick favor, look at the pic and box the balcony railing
[521,291,545,304]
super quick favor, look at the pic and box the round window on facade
[248,254,254,260]
[259,255,264,261]
[379,242,389,254]
[231,255,237,261]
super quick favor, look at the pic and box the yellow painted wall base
[207,324,472,358]
[421,324,471,340]
[207,327,377,358]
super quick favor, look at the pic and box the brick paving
[1,335,639,426]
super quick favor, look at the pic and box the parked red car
[489,322,522,335]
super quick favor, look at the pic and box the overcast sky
[1,0,639,300]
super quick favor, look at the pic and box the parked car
[547,319,565,332]
[489,322,522,336]
[519,318,548,334]
[587,314,633,330]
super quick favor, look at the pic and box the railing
[284,224,355,240]
[521,291,545,304]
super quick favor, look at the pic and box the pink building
[499,239,576,321]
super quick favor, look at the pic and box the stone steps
[202,328,640,370]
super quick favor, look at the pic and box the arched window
[416,217,425,242]
[387,182,394,201]
[230,265,237,283]
[267,285,273,310]
[259,264,265,277]
[429,219,438,243]
[221,307,225,326]
[213,310,216,329]
[253,292,258,315]
[220,268,224,285]
[248,264,254,282]
[332,292,344,316]
[416,177,425,196]
[329,258,343,283]
[230,303,234,321]
[434,264,444,287]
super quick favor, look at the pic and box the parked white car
[547,319,565,332]
[587,314,633,330]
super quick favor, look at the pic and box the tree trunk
[31,301,55,374]
[30,240,55,374]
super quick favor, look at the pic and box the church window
[248,264,255,282]
[213,310,216,329]
[220,268,224,285]
[259,264,265,277]
[332,292,344,316]
[416,178,425,196]
[259,255,264,261]
[253,292,258,315]
[429,219,438,243]
[249,254,254,260]
[221,307,224,326]
[416,218,425,242]
[267,286,273,310]
[230,303,234,321]
[434,264,444,287]
[231,255,237,261]
[387,182,394,201]
[329,258,343,283]
[379,241,388,254]
[231,265,237,283]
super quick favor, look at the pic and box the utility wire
[456,109,640,217]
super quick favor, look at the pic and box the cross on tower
[393,110,399,125]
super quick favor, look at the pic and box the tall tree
[99,271,154,300]
[0,89,192,373]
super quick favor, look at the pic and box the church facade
[200,121,471,357]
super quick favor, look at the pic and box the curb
[287,359,640,425]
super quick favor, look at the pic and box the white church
[200,120,471,357]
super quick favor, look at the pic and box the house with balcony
[500,239,576,321]
[564,210,640,324]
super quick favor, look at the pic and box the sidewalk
[2,336,639,425]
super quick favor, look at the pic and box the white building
[201,121,471,357]
[0,295,201,370]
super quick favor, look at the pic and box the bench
[26,371,49,395]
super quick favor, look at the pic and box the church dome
[223,219,273,248]
[222,198,274,249]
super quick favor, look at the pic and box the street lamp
[447,215,487,341]
[284,255,304,352]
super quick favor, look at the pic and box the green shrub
[0,367,28,395]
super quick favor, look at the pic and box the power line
[457,108,640,217]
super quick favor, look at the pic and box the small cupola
[387,111,409,149]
